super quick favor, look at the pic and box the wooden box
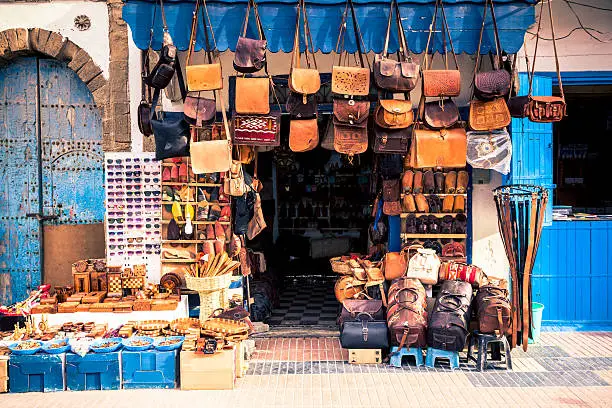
[76,304,91,312]
[31,305,56,314]
[180,348,235,390]
[348,349,382,364]
[73,271,91,293]
[82,291,106,304]
[133,299,151,311]
[58,301,80,313]
[151,300,178,311]
[90,271,108,292]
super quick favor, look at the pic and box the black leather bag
[338,300,385,326]
[138,101,153,136]
[151,88,190,160]
[427,280,473,351]
[373,126,410,154]
[146,43,177,90]
[286,92,318,119]
[340,312,389,349]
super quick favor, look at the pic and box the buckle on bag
[361,320,369,341]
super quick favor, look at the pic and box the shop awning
[123,0,537,54]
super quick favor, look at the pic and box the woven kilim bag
[233,111,281,146]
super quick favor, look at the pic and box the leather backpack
[472,0,511,101]
[331,0,370,96]
[288,0,320,103]
[373,0,419,93]
[386,277,428,349]
[428,280,473,351]
[233,0,267,73]
[421,0,461,98]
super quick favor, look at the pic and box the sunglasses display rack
[105,152,162,281]
[160,156,232,277]
[399,168,469,262]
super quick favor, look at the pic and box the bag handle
[141,2,158,103]
[187,0,220,67]
[291,0,318,72]
[423,0,459,71]
[241,0,266,40]
[382,0,411,62]
[335,0,369,69]
[528,0,564,100]
[473,0,503,75]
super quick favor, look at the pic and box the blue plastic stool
[389,347,424,367]
[425,347,460,369]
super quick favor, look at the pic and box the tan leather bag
[383,245,422,281]
[289,118,319,152]
[331,0,370,96]
[289,0,320,98]
[469,97,511,131]
[375,99,413,129]
[235,76,270,114]
[190,92,232,174]
[185,0,223,91]
[224,161,247,196]
[409,128,467,169]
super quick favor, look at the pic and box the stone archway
[0,27,125,151]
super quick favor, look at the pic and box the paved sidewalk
[2,331,612,408]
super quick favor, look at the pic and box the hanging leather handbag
[146,32,177,90]
[406,247,440,285]
[233,0,267,73]
[288,0,321,100]
[508,95,529,118]
[233,110,281,146]
[373,127,410,155]
[382,179,401,216]
[333,99,370,155]
[235,76,270,114]
[331,0,370,96]
[409,127,467,169]
[472,0,511,100]
[224,161,247,196]
[469,97,511,131]
[383,245,422,281]
[340,312,389,349]
[338,299,384,326]
[526,0,566,122]
[184,96,216,127]
[138,100,153,137]
[150,88,190,160]
[374,100,413,129]
[373,0,419,92]
[286,92,318,119]
[185,0,223,92]
[421,0,461,98]
[423,99,459,129]
[289,118,319,152]
[138,46,154,136]
[386,277,428,349]
[190,93,233,174]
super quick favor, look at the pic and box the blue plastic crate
[122,349,178,389]
[65,351,120,391]
[9,353,64,393]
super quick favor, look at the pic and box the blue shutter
[509,73,554,226]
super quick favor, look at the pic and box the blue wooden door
[0,57,104,304]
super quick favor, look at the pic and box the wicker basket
[185,273,233,321]
[330,257,351,275]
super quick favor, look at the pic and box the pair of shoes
[162,161,189,183]
[444,171,469,194]
[442,195,466,213]
[172,202,195,222]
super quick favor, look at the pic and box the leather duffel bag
[386,277,428,348]
[427,280,473,351]
[340,312,389,349]
[476,285,512,335]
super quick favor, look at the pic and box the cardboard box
[348,349,382,364]
[180,348,235,390]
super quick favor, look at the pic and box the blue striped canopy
[123,0,536,54]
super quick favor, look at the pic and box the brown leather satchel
[526,0,566,123]
[383,244,422,280]
[374,100,413,129]
[421,0,461,98]
[476,285,512,335]
[289,118,319,152]
[235,76,270,114]
[469,97,511,131]
[333,99,370,155]
[289,0,320,100]
[423,99,459,129]
[472,0,511,100]
[382,179,401,216]
[373,0,419,93]
[409,127,467,169]
[373,127,410,155]
[184,95,216,127]
[233,0,267,73]
[331,0,370,96]
[185,0,222,92]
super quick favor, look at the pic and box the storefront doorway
[0,57,105,305]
